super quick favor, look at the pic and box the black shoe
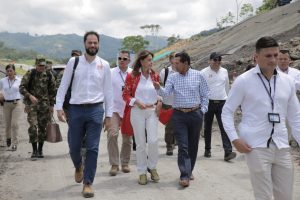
[224,152,237,161]
[6,139,11,147]
[204,150,211,158]
[166,148,173,156]
[31,150,38,158]
[37,151,44,158]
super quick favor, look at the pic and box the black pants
[204,100,232,153]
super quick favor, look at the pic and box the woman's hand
[135,100,146,109]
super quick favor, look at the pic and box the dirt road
[0,105,299,200]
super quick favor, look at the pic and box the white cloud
[0,0,264,38]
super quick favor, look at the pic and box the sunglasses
[213,57,222,62]
[118,57,129,61]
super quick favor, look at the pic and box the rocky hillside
[155,0,300,77]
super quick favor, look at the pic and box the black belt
[174,106,200,113]
[209,100,226,104]
[71,102,103,108]
[4,99,20,103]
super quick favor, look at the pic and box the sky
[0,0,264,39]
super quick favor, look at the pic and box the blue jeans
[172,108,203,180]
[68,103,104,184]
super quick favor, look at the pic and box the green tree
[240,3,254,19]
[217,11,235,29]
[121,35,149,53]
[256,0,277,14]
[167,35,180,46]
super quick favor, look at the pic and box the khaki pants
[245,142,294,200]
[107,112,132,166]
[3,101,22,146]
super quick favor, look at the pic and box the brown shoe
[121,165,130,173]
[75,165,83,183]
[179,179,190,187]
[109,165,119,176]
[82,184,94,198]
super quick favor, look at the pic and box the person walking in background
[201,52,236,161]
[159,52,177,156]
[55,31,113,198]
[19,58,56,158]
[0,64,22,150]
[107,50,132,176]
[122,50,162,185]
[222,36,300,200]
[154,51,209,188]
[277,49,300,147]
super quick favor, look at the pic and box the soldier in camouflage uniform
[19,58,56,159]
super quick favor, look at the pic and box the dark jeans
[68,103,104,184]
[204,101,232,153]
[172,108,203,180]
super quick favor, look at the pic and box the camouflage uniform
[19,59,56,144]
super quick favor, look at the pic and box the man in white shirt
[222,36,300,200]
[55,31,113,198]
[159,52,176,155]
[107,50,132,176]
[201,52,236,161]
[277,49,300,147]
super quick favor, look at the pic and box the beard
[86,47,99,56]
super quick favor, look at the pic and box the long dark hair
[132,50,153,76]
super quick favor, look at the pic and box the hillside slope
[155,0,300,72]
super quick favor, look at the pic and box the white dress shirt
[55,55,113,117]
[201,66,229,100]
[159,66,176,106]
[222,65,300,149]
[130,74,158,106]
[0,76,22,100]
[111,66,132,118]
[277,66,300,91]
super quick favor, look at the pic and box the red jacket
[121,70,159,136]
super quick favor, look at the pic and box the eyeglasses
[213,57,222,62]
[118,57,129,61]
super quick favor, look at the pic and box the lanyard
[8,78,16,89]
[119,68,128,84]
[257,73,276,111]
[257,72,277,147]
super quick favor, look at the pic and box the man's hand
[49,106,54,113]
[29,95,38,105]
[104,117,112,132]
[153,81,161,90]
[57,110,66,122]
[232,138,252,153]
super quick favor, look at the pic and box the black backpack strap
[163,67,169,86]
[68,56,79,92]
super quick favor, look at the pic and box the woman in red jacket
[122,50,162,185]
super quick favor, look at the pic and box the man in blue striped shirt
[154,51,209,187]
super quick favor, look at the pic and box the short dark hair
[175,51,190,65]
[5,64,15,71]
[279,49,290,56]
[84,31,100,43]
[119,50,130,57]
[255,36,279,52]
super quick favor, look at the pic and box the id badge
[268,113,280,123]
